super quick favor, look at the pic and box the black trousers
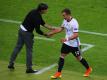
[9,29,34,69]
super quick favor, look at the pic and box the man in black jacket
[8,3,54,73]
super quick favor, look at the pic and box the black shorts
[61,43,81,57]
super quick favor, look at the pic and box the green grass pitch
[0,0,107,80]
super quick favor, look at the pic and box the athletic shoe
[83,67,92,77]
[8,63,15,70]
[51,72,62,79]
[26,69,38,73]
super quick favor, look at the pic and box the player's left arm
[61,32,78,43]
[68,32,78,40]
[67,22,79,40]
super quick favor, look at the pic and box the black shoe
[26,69,38,73]
[8,65,15,70]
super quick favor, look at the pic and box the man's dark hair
[62,8,71,15]
[37,3,48,11]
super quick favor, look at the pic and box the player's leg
[51,43,70,79]
[75,53,90,70]
[58,53,67,73]
[8,29,24,69]
[76,55,92,77]
[51,53,68,79]
[72,47,92,77]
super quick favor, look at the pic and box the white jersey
[61,18,80,47]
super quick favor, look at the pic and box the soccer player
[8,3,54,73]
[48,8,92,78]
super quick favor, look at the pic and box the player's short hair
[62,8,71,15]
[37,3,48,11]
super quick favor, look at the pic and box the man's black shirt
[22,9,45,35]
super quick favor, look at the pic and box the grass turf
[0,0,107,80]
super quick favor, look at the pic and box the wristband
[66,38,69,41]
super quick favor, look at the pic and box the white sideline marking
[80,30,107,37]
[16,34,95,74]
[0,18,21,24]
[34,36,95,52]
[15,35,55,42]
[34,36,94,53]
[81,43,94,53]
[35,43,94,75]
[34,36,55,42]
[0,18,107,36]
[35,63,57,74]
[0,18,96,74]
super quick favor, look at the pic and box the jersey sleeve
[72,20,79,32]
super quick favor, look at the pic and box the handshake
[43,27,68,43]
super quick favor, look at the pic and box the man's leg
[24,32,33,69]
[24,32,37,73]
[8,30,24,69]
